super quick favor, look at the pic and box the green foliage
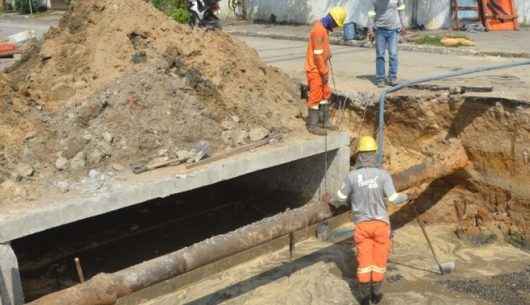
[171,8,191,24]
[151,0,187,14]
[413,33,471,47]
[14,0,43,14]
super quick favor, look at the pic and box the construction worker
[305,7,347,135]
[367,0,407,87]
[326,136,408,305]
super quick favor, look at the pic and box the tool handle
[414,208,445,274]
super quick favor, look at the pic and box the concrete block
[0,244,24,305]
[0,133,350,243]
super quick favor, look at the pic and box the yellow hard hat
[357,136,378,152]
[329,7,347,28]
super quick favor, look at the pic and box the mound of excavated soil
[0,0,305,204]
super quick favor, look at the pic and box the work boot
[371,282,384,304]
[358,283,372,305]
[387,79,399,87]
[318,103,338,131]
[306,108,326,136]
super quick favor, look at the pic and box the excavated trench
[12,153,330,301]
[341,90,530,248]
[12,90,530,304]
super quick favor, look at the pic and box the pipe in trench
[375,59,530,165]
[27,142,470,305]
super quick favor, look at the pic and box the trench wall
[346,93,530,242]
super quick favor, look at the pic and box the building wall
[218,0,530,29]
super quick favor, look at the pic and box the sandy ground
[139,223,530,305]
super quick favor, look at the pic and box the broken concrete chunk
[15,163,35,179]
[232,130,249,145]
[189,141,209,163]
[249,127,270,142]
[71,151,87,170]
[55,156,69,171]
[102,131,114,143]
[88,149,105,165]
[176,150,192,162]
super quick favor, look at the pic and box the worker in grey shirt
[367,0,406,87]
[328,135,408,305]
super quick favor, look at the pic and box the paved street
[235,35,530,100]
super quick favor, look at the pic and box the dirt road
[137,223,530,305]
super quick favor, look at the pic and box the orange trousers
[354,220,391,283]
[306,71,331,109]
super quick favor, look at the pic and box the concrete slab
[0,244,24,305]
[0,133,350,244]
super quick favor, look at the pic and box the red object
[480,0,519,31]
[0,42,17,57]
[354,220,392,283]
[305,21,332,108]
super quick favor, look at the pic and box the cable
[375,59,530,166]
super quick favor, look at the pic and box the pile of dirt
[0,0,305,204]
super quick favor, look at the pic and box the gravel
[440,266,530,305]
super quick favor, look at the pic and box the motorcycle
[188,0,222,29]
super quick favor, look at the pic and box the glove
[322,74,329,85]
[322,192,332,205]
[367,30,375,42]
[322,192,337,212]
[391,193,409,205]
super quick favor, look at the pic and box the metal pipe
[27,143,469,305]
[376,59,530,165]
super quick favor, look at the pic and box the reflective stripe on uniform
[357,266,373,274]
[398,4,406,10]
[319,99,329,105]
[372,266,386,273]
[313,49,324,55]
[368,11,376,17]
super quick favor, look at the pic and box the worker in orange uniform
[326,136,409,305]
[305,7,347,135]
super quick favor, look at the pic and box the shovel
[414,207,456,275]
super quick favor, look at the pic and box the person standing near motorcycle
[367,0,406,88]
[188,0,221,29]
[304,7,347,135]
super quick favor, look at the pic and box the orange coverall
[305,21,331,109]
[354,221,391,283]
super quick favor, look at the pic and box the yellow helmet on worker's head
[357,136,378,152]
[329,6,347,28]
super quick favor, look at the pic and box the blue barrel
[343,22,355,41]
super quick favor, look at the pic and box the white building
[5,0,68,10]
[219,0,530,29]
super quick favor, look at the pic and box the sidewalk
[0,11,62,39]
[225,23,530,59]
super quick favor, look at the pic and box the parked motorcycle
[188,0,221,29]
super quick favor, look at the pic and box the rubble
[249,127,270,142]
[0,0,304,205]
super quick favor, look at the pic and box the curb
[226,30,530,59]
